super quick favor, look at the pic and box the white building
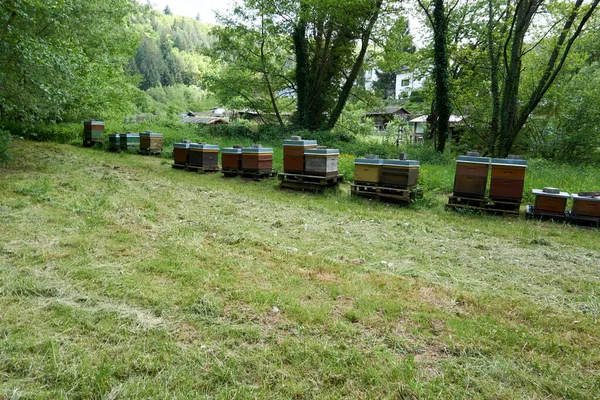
[395,69,424,99]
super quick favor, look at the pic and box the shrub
[0,129,12,164]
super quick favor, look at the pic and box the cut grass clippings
[0,140,599,398]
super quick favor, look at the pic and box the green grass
[1,140,599,398]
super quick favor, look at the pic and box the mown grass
[1,140,599,399]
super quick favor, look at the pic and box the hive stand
[83,139,103,148]
[185,165,221,174]
[446,194,521,215]
[172,163,186,170]
[526,206,600,227]
[351,183,423,204]
[221,169,278,181]
[278,172,344,191]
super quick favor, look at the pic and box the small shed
[364,106,411,131]
[408,115,466,142]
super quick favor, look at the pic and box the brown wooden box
[381,161,419,188]
[453,156,491,198]
[173,146,189,165]
[242,148,273,173]
[222,153,242,170]
[140,133,163,152]
[189,149,218,167]
[534,195,568,214]
[283,139,317,174]
[283,155,305,173]
[489,161,527,201]
[571,196,600,218]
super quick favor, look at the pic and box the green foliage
[0,129,12,164]
[0,0,140,122]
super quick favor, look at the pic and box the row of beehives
[82,120,165,154]
[531,188,600,219]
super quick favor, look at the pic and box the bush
[0,129,12,164]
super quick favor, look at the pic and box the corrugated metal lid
[572,193,600,202]
[304,148,339,155]
[355,158,383,165]
[456,155,490,164]
[491,158,528,166]
[189,143,219,150]
[383,159,420,166]
[283,139,318,146]
[242,147,273,153]
[222,148,242,154]
[532,189,570,198]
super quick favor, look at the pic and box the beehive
[489,158,527,202]
[173,141,191,165]
[532,188,570,214]
[304,147,339,177]
[354,157,383,185]
[242,145,273,173]
[571,193,600,218]
[188,143,220,167]
[283,136,317,174]
[108,133,120,152]
[453,155,491,198]
[382,159,420,188]
[83,120,105,142]
[119,132,140,151]
[222,146,243,171]
[139,131,163,153]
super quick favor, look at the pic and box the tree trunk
[433,0,450,153]
[486,0,501,156]
[293,19,309,129]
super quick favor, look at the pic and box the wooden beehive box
[304,147,339,177]
[283,137,317,174]
[489,158,527,202]
[83,120,105,141]
[532,188,570,214]
[242,145,273,173]
[571,193,600,218]
[119,132,139,151]
[139,131,164,152]
[222,146,243,171]
[453,155,491,198]
[354,157,383,185]
[382,159,420,188]
[108,133,120,152]
[173,141,191,165]
[188,143,220,167]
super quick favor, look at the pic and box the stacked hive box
[83,120,105,146]
[283,136,317,174]
[188,143,220,168]
[382,159,420,188]
[490,158,527,203]
[354,157,383,185]
[304,147,339,177]
[571,193,600,218]
[173,141,191,166]
[108,133,120,152]
[119,132,140,151]
[139,131,163,153]
[532,187,570,215]
[242,145,273,173]
[222,145,243,171]
[453,155,491,198]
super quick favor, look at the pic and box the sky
[145,0,237,24]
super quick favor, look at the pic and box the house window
[401,79,410,87]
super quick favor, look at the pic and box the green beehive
[108,133,120,152]
[83,120,105,146]
[119,132,140,151]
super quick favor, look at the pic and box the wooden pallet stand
[221,169,277,181]
[185,165,221,174]
[278,172,344,191]
[351,184,422,203]
[172,163,186,170]
[446,194,521,215]
[526,205,600,227]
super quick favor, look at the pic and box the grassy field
[1,140,599,398]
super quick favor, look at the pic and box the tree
[0,0,139,122]
[164,5,172,15]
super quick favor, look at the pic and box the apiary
[489,158,527,202]
[222,145,243,171]
[119,132,139,151]
[382,159,420,188]
[304,147,339,177]
[532,187,570,214]
[283,136,317,174]
[571,193,600,218]
[453,155,491,198]
[83,120,105,144]
[354,157,383,185]
[173,141,191,165]
[108,133,120,152]
[139,131,163,153]
[242,145,273,173]
[188,143,220,168]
